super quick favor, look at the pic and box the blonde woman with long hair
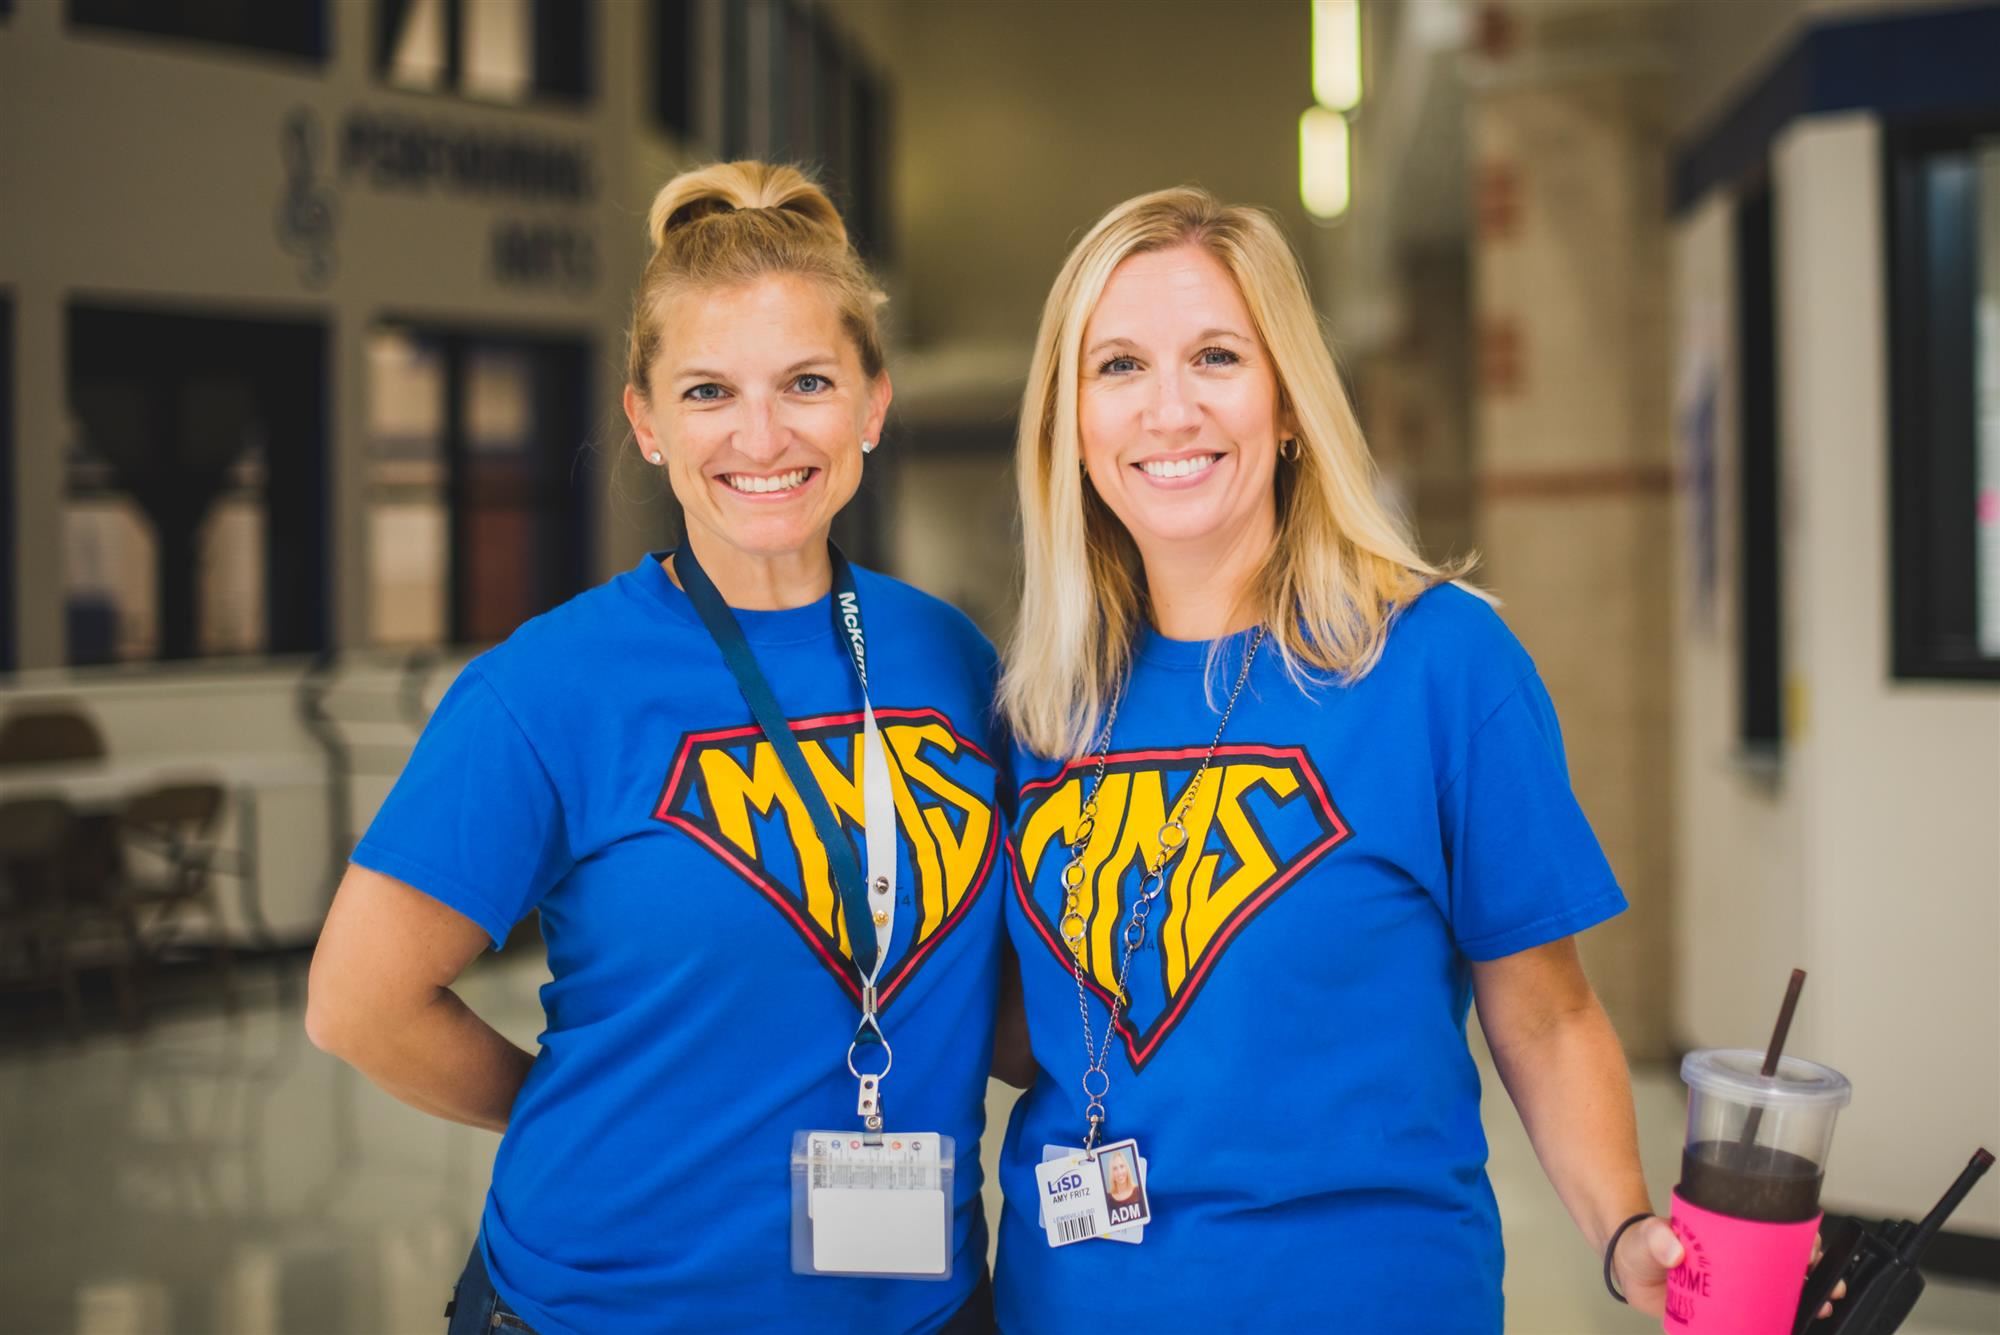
[991,187,1690,1332]
[310,162,1003,1334]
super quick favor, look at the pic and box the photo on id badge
[1096,1140,1150,1230]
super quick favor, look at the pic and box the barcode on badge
[1052,1211,1099,1245]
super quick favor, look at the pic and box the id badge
[790,1131,954,1280]
[1039,1141,1153,1244]
[1034,1149,1110,1247]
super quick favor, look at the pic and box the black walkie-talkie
[1792,1148,1993,1335]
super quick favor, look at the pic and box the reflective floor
[3,951,1994,1335]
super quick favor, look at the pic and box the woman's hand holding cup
[1618,1218,1846,1322]
[1611,1215,1688,1317]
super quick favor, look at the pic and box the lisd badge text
[1046,1172,1087,1200]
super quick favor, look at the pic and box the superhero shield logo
[654,707,998,1009]
[1013,744,1352,1069]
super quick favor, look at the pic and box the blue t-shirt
[994,585,1626,1334]
[353,553,1007,1335]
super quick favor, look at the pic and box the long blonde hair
[999,186,1468,759]
[626,161,885,397]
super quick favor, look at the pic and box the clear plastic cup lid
[1681,1049,1852,1109]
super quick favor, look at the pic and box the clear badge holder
[790,1129,955,1280]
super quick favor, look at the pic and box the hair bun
[626,158,886,395]
[646,161,848,254]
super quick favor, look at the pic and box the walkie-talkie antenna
[1898,1148,1992,1266]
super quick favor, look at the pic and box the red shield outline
[1012,742,1352,1069]
[654,707,999,1010]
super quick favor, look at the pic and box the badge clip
[857,1073,883,1135]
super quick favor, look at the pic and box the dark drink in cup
[1679,1140,1824,1223]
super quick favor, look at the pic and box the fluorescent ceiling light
[1299,106,1351,220]
[1313,0,1363,112]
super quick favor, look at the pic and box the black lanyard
[676,541,883,984]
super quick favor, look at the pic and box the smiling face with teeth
[624,273,891,606]
[1078,245,1293,594]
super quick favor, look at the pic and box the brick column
[1468,7,1676,1058]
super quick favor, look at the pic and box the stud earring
[647,451,663,465]
[861,439,875,455]
[1279,437,1301,461]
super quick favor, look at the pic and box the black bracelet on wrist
[1603,1211,1657,1304]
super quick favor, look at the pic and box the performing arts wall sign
[277,106,600,294]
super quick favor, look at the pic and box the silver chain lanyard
[1057,626,1266,1149]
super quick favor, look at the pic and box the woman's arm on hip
[306,863,535,1133]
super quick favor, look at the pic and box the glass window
[365,325,591,648]
[198,448,267,656]
[382,0,447,88]
[1888,127,2000,680]
[461,346,546,641]
[68,0,326,63]
[462,0,534,101]
[65,306,328,666]
[379,0,591,104]
[366,330,449,646]
[64,496,159,665]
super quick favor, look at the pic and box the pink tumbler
[1665,1049,1851,1334]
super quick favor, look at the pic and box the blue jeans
[446,1244,536,1335]
[445,1243,993,1334]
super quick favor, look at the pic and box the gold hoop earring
[1279,438,1301,461]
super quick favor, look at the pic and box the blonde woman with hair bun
[310,161,1005,1334]
[990,187,1692,1331]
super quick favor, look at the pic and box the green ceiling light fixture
[1299,106,1351,221]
